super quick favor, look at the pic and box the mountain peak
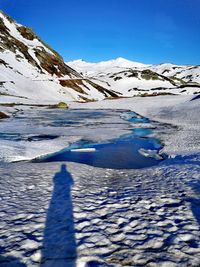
[0,11,118,103]
[67,57,149,71]
[112,57,148,68]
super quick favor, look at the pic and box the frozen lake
[0,108,164,166]
[33,109,164,169]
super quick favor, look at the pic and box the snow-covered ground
[71,95,200,156]
[0,95,200,267]
[1,158,200,267]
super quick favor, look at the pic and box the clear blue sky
[1,0,200,64]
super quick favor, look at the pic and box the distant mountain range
[0,11,200,104]
[67,58,200,97]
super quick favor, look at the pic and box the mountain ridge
[0,11,118,103]
[67,58,200,97]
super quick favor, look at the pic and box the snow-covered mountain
[0,11,118,103]
[67,58,200,97]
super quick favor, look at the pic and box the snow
[70,95,200,156]
[0,95,199,161]
[152,63,200,84]
[67,58,200,97]
[1,89,200,267]
[139,148,163,160]
[0,12,53,56]
[1,158,200,266]
[67,57,149,75]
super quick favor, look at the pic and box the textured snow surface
[1,159,200,267]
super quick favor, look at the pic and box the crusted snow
[1,158,200,266]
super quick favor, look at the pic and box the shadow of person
[41,164,77,267]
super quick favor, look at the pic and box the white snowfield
[67,57,149,74]
[67,58,200,97]
[0,95,199,161]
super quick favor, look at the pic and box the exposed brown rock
[34,47,79,77]
[87,80,119,97]
[17,26,36,41]
[0,11,120,101]
[59,79,88,94]
[0,111,9,119]
[0,12,80,77]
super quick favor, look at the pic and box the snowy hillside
[67,58,200,97]
[0,11,118,103]
[0,10,199,104]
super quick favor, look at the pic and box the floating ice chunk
[169,154,176,159]
[70,148,96,152]
[139,148,163,160]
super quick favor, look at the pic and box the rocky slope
[0,11,118,103]
[0,10,199,104]
[67,58,200,97]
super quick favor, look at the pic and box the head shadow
[41,164,77,267]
